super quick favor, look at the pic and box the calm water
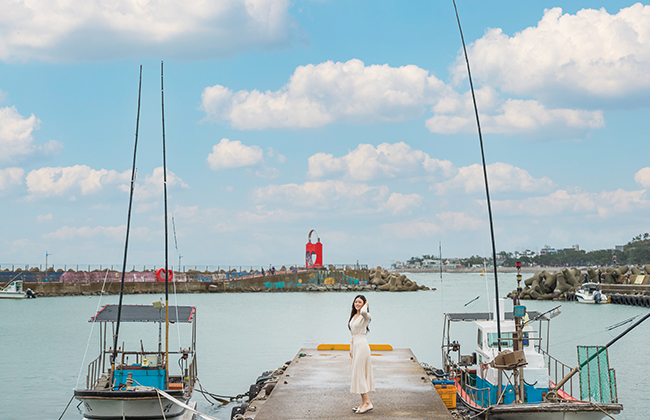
[1,273,647,419]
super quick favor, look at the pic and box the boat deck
[251,348,453,420]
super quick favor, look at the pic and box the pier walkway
[251,347,453,420]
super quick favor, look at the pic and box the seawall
[0,269,370,297]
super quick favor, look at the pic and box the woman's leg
[361,392,371,407]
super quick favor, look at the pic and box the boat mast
[451,0,502,352]
[161,61,170,386]
[112,65,143,380]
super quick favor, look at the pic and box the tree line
[409,234,650,267]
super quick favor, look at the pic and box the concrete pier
[250,348,453,420]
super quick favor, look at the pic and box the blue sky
[1,0,649,269]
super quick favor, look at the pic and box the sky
[1,0,650,269]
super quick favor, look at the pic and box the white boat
[0,279,35,299]
[575,282,609,304]
[74,304,197,419]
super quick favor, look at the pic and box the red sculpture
[305,230,323,268]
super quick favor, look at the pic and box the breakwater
[0,268,429,297]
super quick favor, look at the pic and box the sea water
[0,272,647,419]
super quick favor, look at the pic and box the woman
[349,294,374,414]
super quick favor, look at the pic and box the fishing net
[577,346,618,403]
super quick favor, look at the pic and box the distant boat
[0,279,35,299]
[575,282,609,304]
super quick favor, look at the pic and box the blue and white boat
[74,304,197,419]
[438,297,623,420]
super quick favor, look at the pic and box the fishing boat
[0,279,35,299]
[574,283,609,304]
[435,268,623,419]
[74,304,197,419]
[74,63,197,419]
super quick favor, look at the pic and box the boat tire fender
[231,403,248,420]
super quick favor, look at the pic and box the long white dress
[349,304,375,394]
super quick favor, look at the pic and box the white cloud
[202,59,450,129]
[436,211,484,231]
[26,165,130,196]
[36,213,53,223]
[451,4,650,101]
[43,225,149,240]
[0,0,300,62]
[635,167,650,187]
[432,162,554,195]
[491,188,649,218]
[382,192,423,215]
[253,180,388,209]
[207,138,264,170]
[0,167,24,190]
[129,167,189,201]
[0,106,40,161]
[308,142,457,181]
[426,88,604,135]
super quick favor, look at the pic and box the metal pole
[161,61,170,387]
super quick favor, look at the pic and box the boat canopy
[446,311,547,322]
[90,304,195,323]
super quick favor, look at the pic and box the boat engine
[25,288,36,298]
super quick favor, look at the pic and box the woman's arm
[360,301,371,320]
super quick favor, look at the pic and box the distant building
[615,245,625,252]
[540,245,557,255]
[422,259,441,268]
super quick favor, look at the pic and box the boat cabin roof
[445,311,547,322]
[580,283,601,291]
[90,304,195,323]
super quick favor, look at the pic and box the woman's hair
[348,294,370,332]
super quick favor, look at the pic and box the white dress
[349,305,375,394]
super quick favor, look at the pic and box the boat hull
[487,402,623,420]
[0,292,26,299]
[456,390,622,420]
[74,390,188,419]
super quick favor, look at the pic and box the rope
[157,391,167,420]
[618,370,650,398]
[76,268,111,389]
[57,395,75,420]
[590,402,617,420]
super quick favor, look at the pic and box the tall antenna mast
[452,0,502,351]
[161,60,170,383]
[112,65,143,378]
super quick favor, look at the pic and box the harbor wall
[0,269,370,297]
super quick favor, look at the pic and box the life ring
[155,268,174,282]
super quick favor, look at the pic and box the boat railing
[86,353,103,389]
[464,383,491,408]
[538,347,576,399]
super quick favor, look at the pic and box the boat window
[487,332,530,348]
[477,329,483,348]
